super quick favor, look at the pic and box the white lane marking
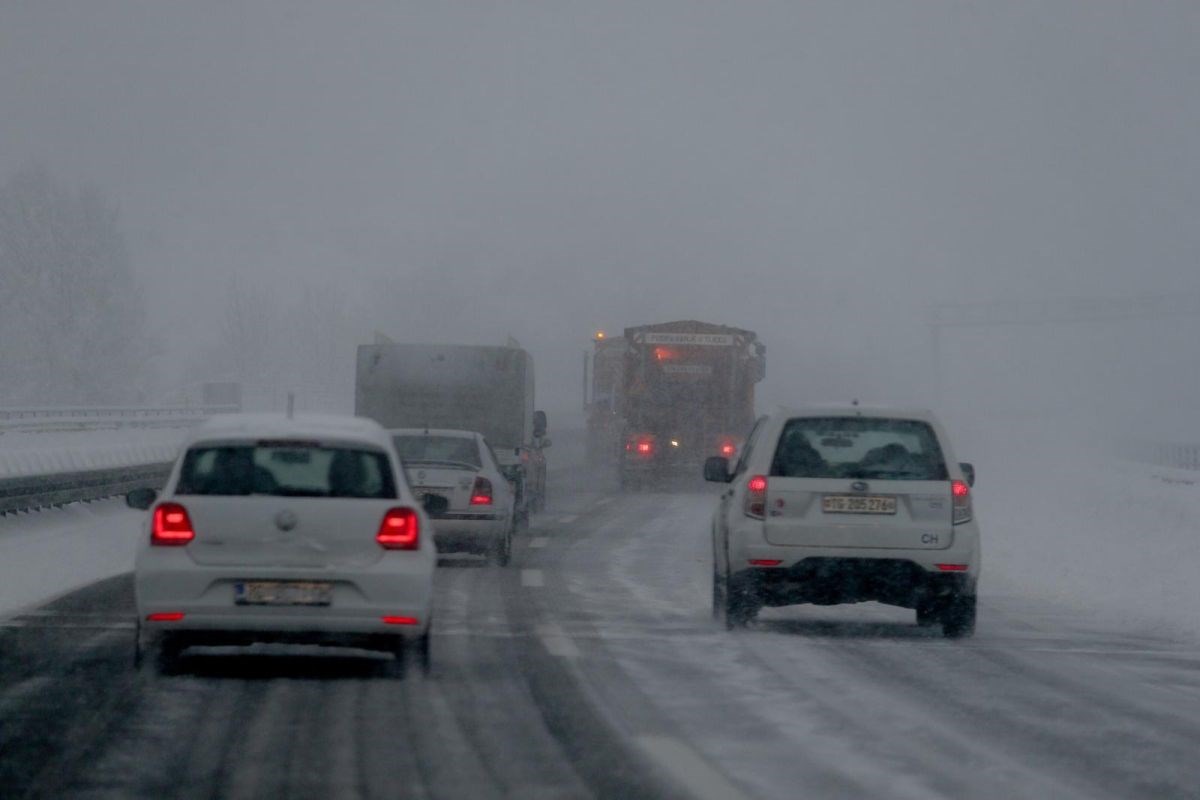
[536,623,580,659]
[521,569,545,587]
[557,514,578,524]
[634,735,752,800]
[528,537,549,549]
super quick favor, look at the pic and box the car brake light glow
[637,440,653,454]
[151,503,195,546]
[470,476,493,505]
[377,507,420,550]
[748,559,782,567]
[382,615,420,625]
[146,612,185,622]
[935,564,969,572]
[744,474,768,519]
[951,479,973,525]
[721,443,736,456]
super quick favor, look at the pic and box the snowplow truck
[585,321,765,488]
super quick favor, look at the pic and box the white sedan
[129,413,437,674]
[389,428,517,565]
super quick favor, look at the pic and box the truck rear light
[151,503,195,546]
[626,434,655,455]
[744,475,768,519]
[951,479,972,524]
[720,441,736,457]
[377,507,420,550]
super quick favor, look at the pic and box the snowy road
[3,481,1200,797]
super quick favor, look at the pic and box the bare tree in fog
[0,165,149,405]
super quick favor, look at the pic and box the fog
[3,2,1199,436]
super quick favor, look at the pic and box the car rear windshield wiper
[402,459,480,470]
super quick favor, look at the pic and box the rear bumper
[135,558,434,638]
[732,557,976,609]
[431,515,509,554]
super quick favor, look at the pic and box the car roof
[774,404,940,423]
[386,428,480,440]
[186,413,392,448]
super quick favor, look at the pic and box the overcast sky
[3,2,1198,431]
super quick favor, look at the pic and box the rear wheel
[717,570,758,630]
[492,525,513,566]
[941,594,977,639]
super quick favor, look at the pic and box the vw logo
[850,481,869,493]
[274,510,298,532]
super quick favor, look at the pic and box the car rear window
[770,417,948,481]
[392,435,482,468]
[176,442,397,498]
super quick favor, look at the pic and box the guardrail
[0,405,239,433]
[0,462,173,515]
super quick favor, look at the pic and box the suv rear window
[770,417,948,481]
[176,443,397,498]
[392,435,482,469]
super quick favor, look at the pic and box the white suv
[705,406,980,638]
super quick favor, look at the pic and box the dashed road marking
[521,569,545,587]
[634,735,752,800]
[536,623,580,658]
[528,537,549,549]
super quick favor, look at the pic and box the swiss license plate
[235,581,333,606]
[822,495,897,515]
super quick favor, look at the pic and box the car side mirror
[704,456,733,483]
[959,462,976,488]
[421,493,449,515]
[126,488,158,510]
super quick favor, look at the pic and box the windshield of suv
[176,443,397,498]
[770,417,948,481]
[392,435,482,469]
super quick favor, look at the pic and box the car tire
[410,628,432,677]
[719,571,758,630]
[150,634,186,676]
[941,594,977,639]
[492,525,513,567]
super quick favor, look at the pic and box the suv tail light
[377,507,420,550]
[151,503,195,546]
[470,476,493,506]
[951,479,972,525]
[744,475,768,519]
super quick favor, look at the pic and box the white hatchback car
[129,414,437,673]
[705,406,980,638]
[389,428,517,565]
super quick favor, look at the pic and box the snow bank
[0,499,142,619]
[970,420,1200,640]
[0,429,184,478]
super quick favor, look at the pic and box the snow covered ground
[0,428,186,478]
[0,499,142,619]
[2,422,1199,642]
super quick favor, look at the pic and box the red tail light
[382,615,420,625]
[626,434,655,455]
[951,479,972,524]
[377,507,420,550]
[720,442,736,457]
[470,476,493,506]
[744,475,768,519]
[151,503,195,546]
[936,564,969,572]
[146,612,185,622]
[748,559,782,567]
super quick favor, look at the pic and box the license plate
[235,581,333,606]
[822,495,897,515]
